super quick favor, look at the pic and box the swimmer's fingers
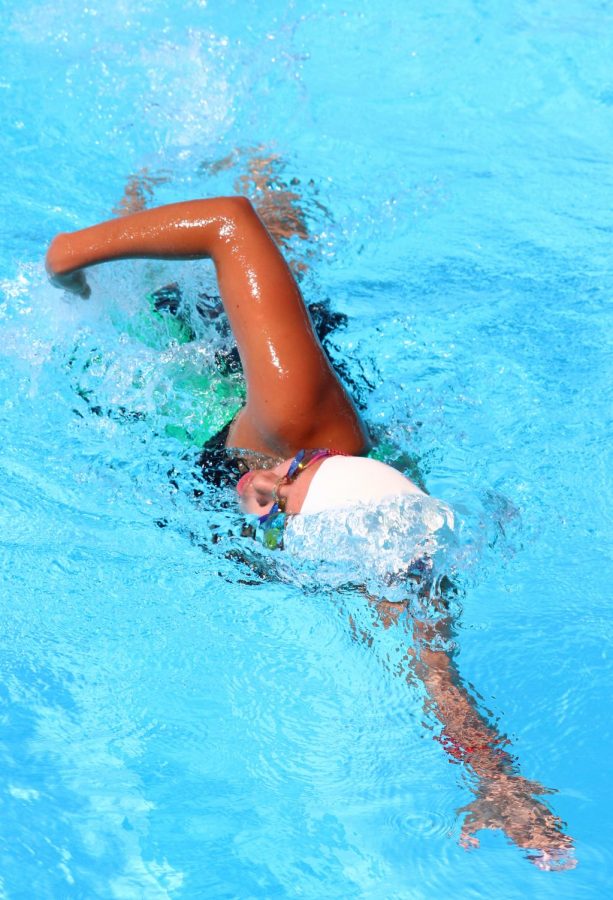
[459,830,480,851]
[528,847,577,872]
[458,808,483,853]
[49,269,91,299]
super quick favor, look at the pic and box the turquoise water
[1,1,612,896]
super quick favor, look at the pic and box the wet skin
[236,456,329,517]
[46,194,575,868]
[46,197,370,460]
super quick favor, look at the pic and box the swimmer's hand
[459,774,576,870]
[48,269,91,299]
[45,234,91,299]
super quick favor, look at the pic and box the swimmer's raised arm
[46,198,263,280]
[46,198,369,458]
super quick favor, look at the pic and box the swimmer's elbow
[229,195,255,213]
[220,195,257,224]
[204,196,260,249]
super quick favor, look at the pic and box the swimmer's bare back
[45,197,370,458]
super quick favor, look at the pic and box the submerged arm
[372,598,574,868]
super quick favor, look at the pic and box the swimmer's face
[236,461,288,516]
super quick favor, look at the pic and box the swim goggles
[255,448,346,549]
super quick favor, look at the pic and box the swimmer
[45,195,575,868]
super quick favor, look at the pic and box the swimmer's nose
[236,471,253,495]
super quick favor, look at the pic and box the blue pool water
[1,0,612,896]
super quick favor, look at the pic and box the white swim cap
[299,455,426,515]
[283,488,456,598]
